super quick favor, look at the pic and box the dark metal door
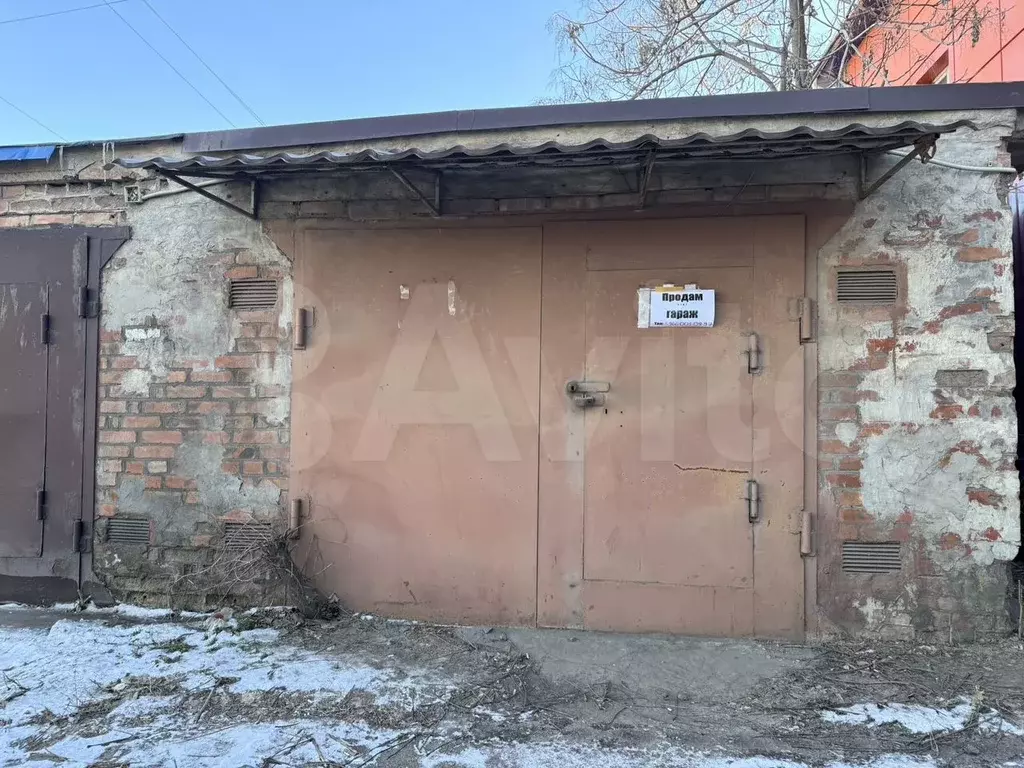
[0,284,48,557]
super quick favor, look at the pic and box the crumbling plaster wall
[814,109,1020,639]
[94,186,294,607]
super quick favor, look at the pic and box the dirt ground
[1,605,1023,767]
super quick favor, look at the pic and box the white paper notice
[638,284,715,328]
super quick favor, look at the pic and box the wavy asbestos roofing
[114,121,971,177]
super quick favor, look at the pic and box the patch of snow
[823,699,1024,735]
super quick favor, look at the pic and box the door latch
[746,479,760,523]
[566,380,610,409]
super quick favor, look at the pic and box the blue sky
[0,0,566,145]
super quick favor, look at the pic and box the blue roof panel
[0,146,55,162]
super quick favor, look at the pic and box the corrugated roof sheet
[114,121,969,177]
[0,145,54,162]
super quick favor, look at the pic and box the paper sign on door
[637,284,715,328]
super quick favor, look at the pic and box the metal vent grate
[106,518,150,545]
[837,269,898,305]
[229,279,278,310]
[223,521,274,551]
[842,541,902,574]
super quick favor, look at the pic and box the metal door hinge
[40,314,51,345]
[288,498,302,540]
[72,520,85,553]
[78,287,97,318]
[798,298,814,343]
[746,333,761,374]
[36,489,46,521]
[800,510,814,556]
[746,479,759,523]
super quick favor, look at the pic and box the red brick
[100,459,122,474]
[930,404,964,421]
[202,431,230,445]
[840,508,870,522]
[141,430,183,444]
[192,534,213,547]
[133,445,176,459]
[258,324,279,338]
[191,402,231,415]
[221,461,241,474]
[827,472,861,488]
[142,401,186,414]
[838,457,863,471]
[164,476,196,490]
[190,370,233,383]
[213,386,253,398]
[166,371,188,383]
[144,476,163,490]
[261,446,290,460]
[836,491,864,507]
[30,213,74,226]
[242,461,264,475]
[216,355,257,369]
[233,430,278,444]
[166,385,207,398]
[99,431,136,444]
[957,247,1003,262]
[980,527,1001,541]
[866,338,896,354]
[967,487,1002,506]
[821,406,858,422]
[124,416,162,429]
[858,423,890,437]
[100,371,125,385]
[236,339,280,353]
[939,532,963,550]
[257,385,287,397]
[125,461,145,474]
[100,400,127,414]
[820,440,855,455]
[225,266,259,279]
[98,504,117,518]
[98,445,131,458]
[111,356,139,370]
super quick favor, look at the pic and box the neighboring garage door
[289,216,805,638]
[0,228,126,603]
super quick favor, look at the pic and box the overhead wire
[0,94,67,142]
[100,0,237,128]
[140,0,266,126]
[0,1,131,26]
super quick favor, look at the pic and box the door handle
[566,380,610,408]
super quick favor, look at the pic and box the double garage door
[289,216,806,638]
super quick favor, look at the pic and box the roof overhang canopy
[114,121,967,180]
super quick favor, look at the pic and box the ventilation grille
[842,541,902,574]
[229,279,278,310]
[106,518,150,545]
[223,521,274,551]
[837,269,898,305]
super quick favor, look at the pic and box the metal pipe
[140,178,230,201]
[885,149,1016,174]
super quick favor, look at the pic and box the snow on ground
[0,605,1014,767]
[822,700,1024,735]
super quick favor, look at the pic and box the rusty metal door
[0,284,49,557]
[538,216,806,638]
[290,227,542,626]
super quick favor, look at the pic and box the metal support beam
[858,135,937,200]
[389,167,441,217]
[157,170,257,219]
[637,151,657,210]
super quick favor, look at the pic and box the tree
[549,0,1000,100]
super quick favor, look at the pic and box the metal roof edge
[182,82,1024,154]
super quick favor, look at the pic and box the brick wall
[814,117,1020,640]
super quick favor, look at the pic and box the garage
[287,215,807,638]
